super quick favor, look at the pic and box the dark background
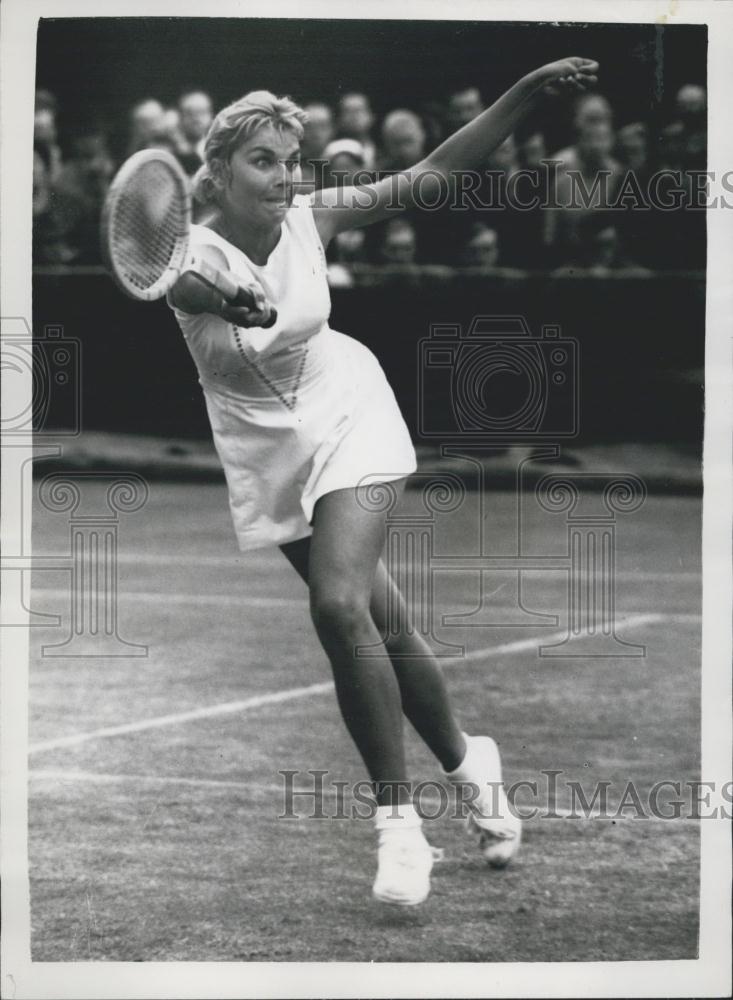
[37,18,706,155]
[33,18,706,447]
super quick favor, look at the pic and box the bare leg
[289,485,410,806]
[370,559,466,772]
[281,521,466,775]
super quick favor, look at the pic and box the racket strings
[110,161,188,294]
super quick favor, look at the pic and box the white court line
[30,588,306,609]
[30,552,281,569]
[28,681,334,755]
[27,768,702,824]
[28,585,703,611]
[31,550,702,580]
[28,612,700,756]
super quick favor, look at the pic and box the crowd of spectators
[33,81,707,278]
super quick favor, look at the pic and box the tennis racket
[101,148,277,327]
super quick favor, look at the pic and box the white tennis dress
[169,194,417,551]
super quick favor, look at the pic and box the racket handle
[261,307,278,329]
[185,258,278,328]
[231,285,277,328]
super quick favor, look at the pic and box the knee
[310,586,372,640]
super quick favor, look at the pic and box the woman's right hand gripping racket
[100,148,277,328]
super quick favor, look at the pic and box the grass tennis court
[28,480,701,962]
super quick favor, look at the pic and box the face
[382,224,416,264]
[303,105,334,156]
[328,152,362,186]
[383,122,425,168]
[465,228,499,267]
[619,131,647,171]
[217,124,301,229]
[575,95,612,130]
[34,108,56,145]
[578,122,614,164]
[179,92,213,143]
[73,136,114,184]
[676,85,706,118]
[131,101,165,142]
[519,132,546,170]
[339,95,373,138]
[447,89,483,130]
[590,226,618,267]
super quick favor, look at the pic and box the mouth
[263,192,291,209]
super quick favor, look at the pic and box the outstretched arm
[311,57,599,246]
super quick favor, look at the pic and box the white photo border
[1,1,731,997]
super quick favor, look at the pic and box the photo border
[2,1,731,997]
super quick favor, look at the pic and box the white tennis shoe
[446,734,522,868]
[372,828,435,906]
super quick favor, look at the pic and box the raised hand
[539,57,599,96]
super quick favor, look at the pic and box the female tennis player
[168,56,598,906]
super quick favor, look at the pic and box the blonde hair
[192,90,307,205]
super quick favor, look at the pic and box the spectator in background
[553,212,650,277]
[329,228,368,267]
[658,120,686,171]
[323,138,366,187]
[553,93,613,170]
[499,127,550,269]
[653,85,707,268]
[300,102,335,190]
[162,108,181,136]
[55,129,115,263]
[545,119,623,265]
[614,122,656,268]
[517,129,546,171]
[371,112,430,263]
[379,218,418,265]
[419,100,446,151]
[460,223,500,268]
[445,86,484,132]
[322,139,370,269]
[378,109,426,172]
[337,92,377,168]
[32,143,74,264]
[175,90,214,174]
[468,134,523,266]
[487,134,518,174]
[672,83,706,169]
[127,98,166,155]
[34,89,63,183]
[616,121,649,174]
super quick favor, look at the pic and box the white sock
[374,801,423,838]
[444,732,502,786]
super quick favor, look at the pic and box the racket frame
[101,148,194,303]
[101,148,277,327]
